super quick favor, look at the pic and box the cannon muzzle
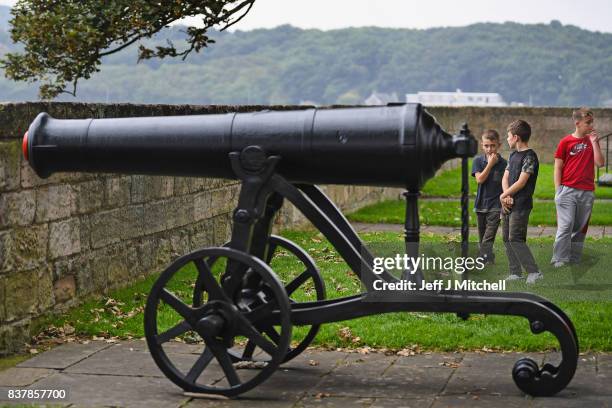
[23,104,476,189]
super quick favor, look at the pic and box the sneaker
[553,261,568,268]
[505,274,522,281]
[526,272,543,284]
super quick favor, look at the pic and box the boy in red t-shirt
[551,107,605,267]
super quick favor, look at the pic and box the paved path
[351,222,610,238]
[1,340,610,407]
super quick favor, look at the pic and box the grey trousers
[477,210,501,262]
[502,209,539,276]
[551,185,595,264]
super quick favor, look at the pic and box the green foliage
[41,230,612,351]
[347,199,612,226]
[0,9,611,105]
[0,0,255,98]
[421,162,612,200]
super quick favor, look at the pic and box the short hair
[481,129,500,142]
[572,107,593,122]
[507,120,531,142]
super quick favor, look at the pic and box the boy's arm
[590,133,605,167]
[474,157,496,184]
[501,170,510,192]
[553,158,564,190]
[500,172,531,199]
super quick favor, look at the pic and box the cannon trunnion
[23,104,578,398]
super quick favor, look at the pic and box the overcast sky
[1,0,611,33]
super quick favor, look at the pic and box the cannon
[23,104,578,397]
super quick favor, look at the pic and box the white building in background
[405,89,507,106]
[364,92,400,106]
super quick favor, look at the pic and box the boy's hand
[500,195,513,211]
[487,153,499,165]
[588,130,600,144]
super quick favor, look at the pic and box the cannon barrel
[23,104,476,189]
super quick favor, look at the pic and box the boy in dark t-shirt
[499,120,542,284]
[471,129,507,264]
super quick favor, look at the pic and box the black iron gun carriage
[23,104,578,397]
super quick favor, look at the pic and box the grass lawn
[36,229,612,352]
[347,199,612,227]
[423,160,612,199]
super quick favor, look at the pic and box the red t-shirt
[554,134,595,191]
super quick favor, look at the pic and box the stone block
[169,232,190,259]
[35,184,75,222]
[209,187,237,217]
[193,192,212,221]
[49,218,81,259]
[0,140,21,192]
[53,253,91,281]
[89,244,140,291]
[21,159,92,189]
[4,269,38,321]
[165,196,194,230]
[37,267,55,312]
[173,177,192,196]
[190,219,214,250]
[212,214,232,245]
[0,190,36,228]
[73,179,104,214]
[72,255,96,296]
[105,176,131,208]
[11,224,49,271]
[143,200,171,235]
[78,214,91,252]
[0,230,11,273]
[53,275,76,304]
[0,278,5,322]
[131,175,174,204]
[89,206,144,249]
[138,237,173,275]
[0,319,31,356]
[110,244,141,283]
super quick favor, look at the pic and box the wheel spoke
[262,325,281,344]
[235,313,278,356]
[265,241,278,264]
[285,270,311,296]
[208,340,241,386]
[242,341,256,359]
[185,347,214,384]
[156,321,191,345]
[160,289,193,320]
[194,259,229,301]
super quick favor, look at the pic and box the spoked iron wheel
[144,247,292,397]
[194,235,326,363]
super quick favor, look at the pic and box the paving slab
[431,394,532,407]
[2,341,611,407]
[0,367,57,387]
[443,352,545,396]
[24,372,189,408]
[542,352,612,399]
[311,352,454,399]
[17,341,112,370]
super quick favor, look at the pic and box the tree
[0,0,255,99]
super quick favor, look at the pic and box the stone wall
[0,102,400,355]
[427,106,612,163]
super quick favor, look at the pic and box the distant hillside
[1,5,611,106]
